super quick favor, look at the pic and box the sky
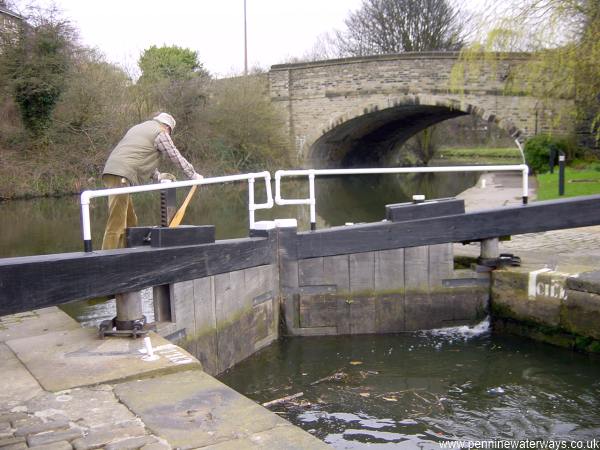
[23,0,365,78]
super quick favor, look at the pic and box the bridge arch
[269,52,571,167]
[309,94,524,167]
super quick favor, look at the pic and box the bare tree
[334,0,467,56]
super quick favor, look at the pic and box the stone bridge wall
[268,52,572,165]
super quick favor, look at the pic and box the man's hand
[192,173,204,181]
[158,172,176,182]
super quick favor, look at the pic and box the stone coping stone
[0,343,43,409]
[0,307,79,343]
[566,270,600,295]
[114,370,328,449]
[6,328,200,392]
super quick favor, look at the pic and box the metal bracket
[98,316,152,339]
[476,253,521,271]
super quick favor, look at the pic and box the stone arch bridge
[267,52,570,167]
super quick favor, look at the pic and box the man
[101,112,203,249]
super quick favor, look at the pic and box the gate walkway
[455,172,600,267]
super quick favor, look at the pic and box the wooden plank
[323,255,350,292]
[428,244,453,288]
[374,248,404,291]
[405,246,429,290]
[386,198,465,221]
[297,194,600,259]
[0,237,274,316]
[349,252,375,293]
[298,257,324,286]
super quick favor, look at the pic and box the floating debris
[310,371,348,386]
[262,392,304,407]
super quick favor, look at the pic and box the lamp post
[244,0,248,75]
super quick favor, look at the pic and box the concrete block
[114,371,308,450]
[405,246,429,290]
[0,442,27,450]
[0,307,79,343]
[29,441,73,450]
[105,436,157,450]
[0,343,43,409]
[375,249,404,292]
[199,424,328,449]
[140,441,171,450]
[0,437,26,448]
[0,413,28,425]
[25,390,139,431]
[72,423,146,450]
[349,252,375,293]
[14,419,69,437]
[27,429,82,447]
[566,270,600,295]
[6,329,200,392]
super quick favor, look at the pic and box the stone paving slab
[457,172,537,210]
[0,343,43,409]
[200,424,327,449]
[114,370,328,449]
[6,328,200,392]
[0,385,166,450]
[0,307,79,343]
[566,270,600,295]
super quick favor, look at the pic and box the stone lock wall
[491,268,600,353]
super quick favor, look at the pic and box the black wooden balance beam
[295,194,600,259]
[0,236,275,317]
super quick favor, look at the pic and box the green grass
[536,163,600,200]
[433,147,523,166]
[437,147,523,159]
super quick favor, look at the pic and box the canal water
[218,320,600,447]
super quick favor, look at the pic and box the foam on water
[419,316,491,341]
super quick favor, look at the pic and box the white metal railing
[80,172,273,252]
[275,164,529,230]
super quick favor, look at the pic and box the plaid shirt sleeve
[154,132,197,179]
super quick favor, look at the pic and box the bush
[524,135,570,174]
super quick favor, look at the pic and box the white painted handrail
[80,172,273,252]
[275,165,529,230]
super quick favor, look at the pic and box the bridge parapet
[268,52,572,166]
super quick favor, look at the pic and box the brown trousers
[101,174,138,250]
